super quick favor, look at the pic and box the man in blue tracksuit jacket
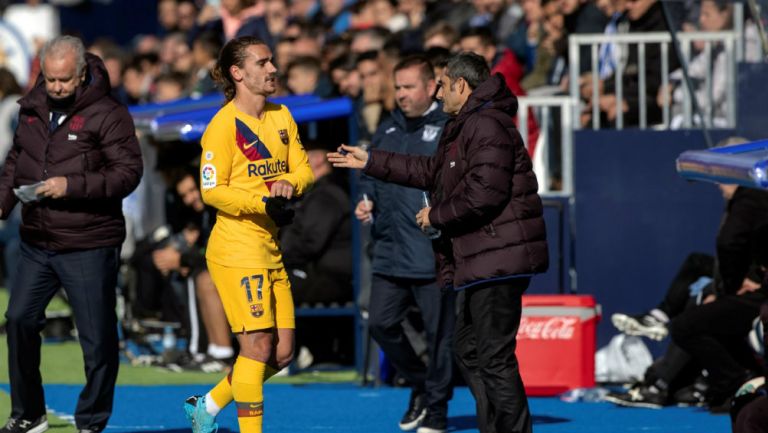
[356,55,454,433]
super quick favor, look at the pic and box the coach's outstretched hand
[327,144,368,169]
[265,196,295,227]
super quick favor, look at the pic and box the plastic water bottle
[420,192,441,240]
[560,387,609,403]
[162,326,176,353]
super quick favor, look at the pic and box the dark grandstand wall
[737,63,768,140]
[59,0,159,46]
[572,129,736,350]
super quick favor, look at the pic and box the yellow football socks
[206,361,280,418]
[208,372,233,412]
[232,356,266,433]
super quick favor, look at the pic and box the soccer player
[183,36,314,433]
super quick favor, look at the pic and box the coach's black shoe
[399,392,426,431]
[0,416,48,433]
[416,408,447,433]
[604,383,667,409]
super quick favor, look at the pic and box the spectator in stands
[398,0,430,30]
[285,56,333,97]
[122,58,154,105]
[265,0,290,38]
[159,32,191,73]
[190,31,222,98]
[466,0,525,47]
[158,0,180,35]
[315,0,355,35]
[594,0,629,81]
[562,0,609,75]
[177,0,200,34]
[660,0,759,128]
[425,46,451,78]
[459,26,540,152]
[423,22,459,50]
[153,71,188,103]
[330,52,549,433]
[584,0,680,127]
[350,26,391,53]
[369,0,409,32]
[353,55,454,433]
[356,50,395,138]
[329,54,361,99]
[195,0,273,46]
[520,0,567,92]
[0,35,142,433]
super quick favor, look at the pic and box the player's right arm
[200,116,267,216]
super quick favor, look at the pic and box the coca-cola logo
[518,317,578,340]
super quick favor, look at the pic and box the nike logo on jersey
[235,118,272,161]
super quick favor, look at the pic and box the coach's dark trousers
[6,242,120,431]
[368,274,455,414]
[455,278,531,433]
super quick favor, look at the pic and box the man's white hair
[40,36,87,75]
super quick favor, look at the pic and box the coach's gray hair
[444,52,490,90]
[40,36,87,76]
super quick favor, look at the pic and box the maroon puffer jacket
[364,73,548,289]
[0,53,142,251]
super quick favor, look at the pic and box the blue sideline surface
[1,384,730,433]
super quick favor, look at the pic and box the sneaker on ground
[399,392,427,431]
[611,311,668,340]
[603,384,667,409]
[416,409,447,433]
[673,377,708,407]
[188,355,232,374]
[0,416,48,433]
[183,395,219,433]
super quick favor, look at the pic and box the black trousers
[455,278,531,433]
[671,291,767,403]
[657,253,714,318]
[368,274,455,413]
[5,242,120,430]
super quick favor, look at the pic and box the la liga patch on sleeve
[201,163,217,189]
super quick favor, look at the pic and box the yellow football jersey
[200,101,313,269]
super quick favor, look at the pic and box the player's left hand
[416,207,431,230]
[36,176,68,199]
[270,180,294,199]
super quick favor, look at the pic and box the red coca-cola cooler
[517,294,600,396]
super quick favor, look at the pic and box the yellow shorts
[207,262,295,332]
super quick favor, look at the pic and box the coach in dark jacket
[0,36,142,433]
[329,53,547,433]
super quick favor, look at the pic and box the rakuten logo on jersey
[248,159,287,177]
[518,317,578,340]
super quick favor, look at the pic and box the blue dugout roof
[676,139,768,189]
